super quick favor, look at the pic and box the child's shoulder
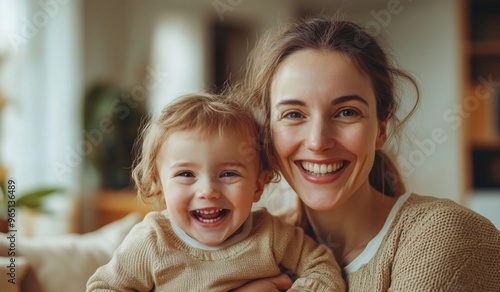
[127,210,173,241]
[251,208,299,232]
[249,208,269,226]
[251,208,276,223]
[141,210,171,226]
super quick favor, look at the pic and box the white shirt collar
[344,192,411,274]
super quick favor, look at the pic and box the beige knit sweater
[86,209,345,291]
[344,194,500,291]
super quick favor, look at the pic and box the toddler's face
[157,130,266,246]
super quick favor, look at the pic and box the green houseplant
[0,176,63,233]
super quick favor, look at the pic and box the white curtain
[149,12,208,117]
[0,0,83,234]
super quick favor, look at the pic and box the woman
[235,18,500,291]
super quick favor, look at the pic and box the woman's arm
[271,215,346,291]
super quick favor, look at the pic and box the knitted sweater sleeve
[86,214,162,291]
[269,214,346,291]
[390,201,500,291]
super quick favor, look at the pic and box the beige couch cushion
[0,257,29,292]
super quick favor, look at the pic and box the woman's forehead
[270,50,375,104]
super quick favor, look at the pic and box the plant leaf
[16,188,64,209]
[0,179,6,203]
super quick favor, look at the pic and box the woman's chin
[300,192,342,211]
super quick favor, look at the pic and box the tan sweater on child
[86,209,344,291]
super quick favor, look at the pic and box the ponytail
[369,150,406,197]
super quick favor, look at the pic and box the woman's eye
[284,111,304,119]
[337,109,360,118]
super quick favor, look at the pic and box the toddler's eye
[284,111,304,119]
[177,171,194,178]
[220,171,239,178]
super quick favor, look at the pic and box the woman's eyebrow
[274,95,369,109]
[274,99,306,108]
[332,95,369,106]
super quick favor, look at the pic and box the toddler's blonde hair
[132,93,279,204]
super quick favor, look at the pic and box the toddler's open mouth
[190,209,229,224]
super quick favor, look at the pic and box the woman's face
[270,49,387,211]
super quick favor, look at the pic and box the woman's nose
[304,119,335,152]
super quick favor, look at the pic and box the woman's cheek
[271,125,296,159]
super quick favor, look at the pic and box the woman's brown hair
[239,17,419,197]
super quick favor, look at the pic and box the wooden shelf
[470,40,500,56]
[471,140,500,149]
[465,83,499,144]
[465,0,500,142]
[464,0,500,194]
[95,189,156,227]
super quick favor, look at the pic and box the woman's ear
[253,171,270,202]
[376,120,388,149]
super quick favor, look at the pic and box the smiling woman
[234,17,500,291]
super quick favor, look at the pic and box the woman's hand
[232,274,292,292]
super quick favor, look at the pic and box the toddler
[86,93,344,291]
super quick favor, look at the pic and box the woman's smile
[295,160,349,183]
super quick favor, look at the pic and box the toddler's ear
[159,195,166,206]
[151,178,167,209]
[253,171,270,202]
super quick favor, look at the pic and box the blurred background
[0,0,499,235]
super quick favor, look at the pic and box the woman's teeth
[301,161,344,175]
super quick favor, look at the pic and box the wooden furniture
[95,189,155,227]
[464,0,500,144]
[463,0,500,195]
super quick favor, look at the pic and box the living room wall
[4,0,492,234]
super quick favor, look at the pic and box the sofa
[0,213,141,292]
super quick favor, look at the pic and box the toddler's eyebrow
[222,161,247,170]
[170,162,197,168]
